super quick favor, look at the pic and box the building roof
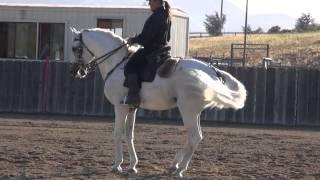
[0,3,149,9]
[0,3,188,17]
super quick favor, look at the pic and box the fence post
[41,58,49,112]
[231,44,234,59]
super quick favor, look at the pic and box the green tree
[268,26,281,33]
[242,25,254,34]
[295,13,315,32]
[204,12,226,36]
[254,27,264,33]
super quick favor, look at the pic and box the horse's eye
[72,46,82,52]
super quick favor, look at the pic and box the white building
[0,3,189,62]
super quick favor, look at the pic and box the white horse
[71,28,246,177]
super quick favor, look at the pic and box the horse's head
[70,27,88,78]
[70,27,128,79]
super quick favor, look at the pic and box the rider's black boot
[121,74,141,108]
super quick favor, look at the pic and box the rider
[122,0,172,107]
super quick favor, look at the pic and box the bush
[268,26,281,33]
[254,27,264,34]
[242,25,254,34]
[280,29,292,33]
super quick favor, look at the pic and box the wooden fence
[189,32,244,38]
[0,60,319,126]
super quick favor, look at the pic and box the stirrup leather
[120,95,140,108]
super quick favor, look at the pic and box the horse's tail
[212,68,247,109]
[176,68,246,110]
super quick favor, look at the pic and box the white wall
[0,4,189,61]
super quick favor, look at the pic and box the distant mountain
[172,0,222,32]
[249,14,296,31]
[222,0,246,32]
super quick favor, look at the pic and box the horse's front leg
[112,105,129,173]
[125,108,138,173]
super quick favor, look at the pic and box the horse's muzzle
[70,63,88,79]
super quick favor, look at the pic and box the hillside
[189,31,320,68]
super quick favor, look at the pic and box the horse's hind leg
[168,144,186,173]
[171,105,203,177]
[125,108,138,173]
[112,105,129,173]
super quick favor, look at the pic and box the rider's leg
[123,73,141,107]
[122,49,146,107]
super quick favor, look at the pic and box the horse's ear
[70,27,80,34]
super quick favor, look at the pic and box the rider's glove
[127,37,138,45]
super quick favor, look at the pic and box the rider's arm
[131,13,160,47]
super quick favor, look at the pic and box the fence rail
[189,32,244,38]
[195,56,245,67]
[0,60,319,126]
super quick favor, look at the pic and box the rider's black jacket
[131,6,171,52]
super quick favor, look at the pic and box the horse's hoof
[173,168,184,178]
[168,166,178,174]
[128,167,138,174]
[111,166,123,173]
[174,172,183,178]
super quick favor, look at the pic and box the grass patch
[189,31,320,67]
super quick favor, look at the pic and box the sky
[172,0,320,32]
[1,0,320,32]
[229,0,320,18]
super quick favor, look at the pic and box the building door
[97,19,123,37]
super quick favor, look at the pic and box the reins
[105,52,132,81]
[84,43,128,77]
[89,43,127,66]
[74,32,129,79]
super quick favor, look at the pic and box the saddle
[140,46,179,82]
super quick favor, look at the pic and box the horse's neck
[97,48,127,80]
[86,34,127,79]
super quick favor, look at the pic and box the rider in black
[122,0,172,107]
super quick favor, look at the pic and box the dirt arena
[0,114,319,180]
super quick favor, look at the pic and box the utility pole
[243,0,248,66]
[220,0,224,34]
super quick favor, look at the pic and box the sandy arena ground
[0,114,319,180]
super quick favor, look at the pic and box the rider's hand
[127,37,137,45]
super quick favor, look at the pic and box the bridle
[72,31,128,79]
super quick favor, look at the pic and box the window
[38,23,65,60]
[97,19,123,37]
[0,22,65,60]
[0,22,37,59]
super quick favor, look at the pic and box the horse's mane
[84,28,124,44]
[83,28,140,53]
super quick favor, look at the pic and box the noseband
[72,32,127,79]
